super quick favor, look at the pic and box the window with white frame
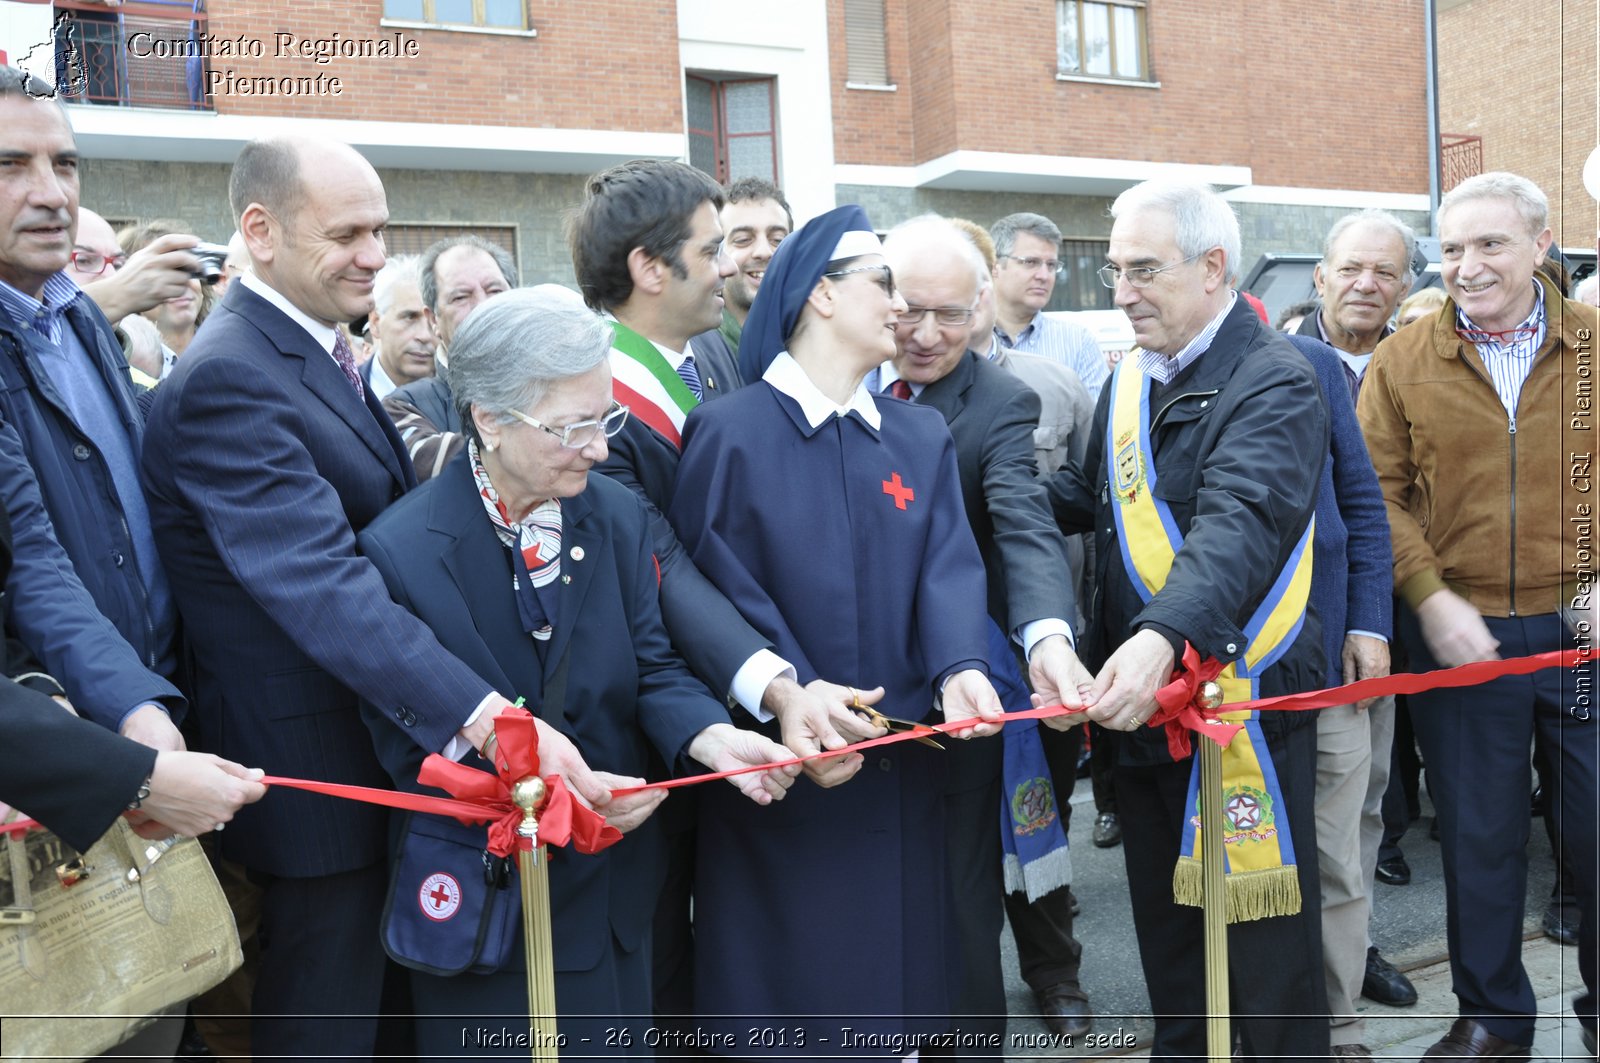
[383,0,526,30]
[1057,0,1149,82]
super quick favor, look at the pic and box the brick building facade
[1439,0,1598,250]
[3,0,1436,304]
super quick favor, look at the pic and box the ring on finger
[848,686,862,709]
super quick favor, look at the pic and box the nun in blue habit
[669,205,1005,1053]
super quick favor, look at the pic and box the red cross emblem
[419,872,462,921]
[882,471,915,510]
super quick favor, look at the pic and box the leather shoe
[1092,812,1122,848]
[1375,854,1412,885]
[1421,1018,1530,1058]
[1331,1044,1373,1061]
[1362,946,1418,1006]
[1543,905,1579,946]
[1035,984,1091,1039]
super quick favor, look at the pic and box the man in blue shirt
[990,212,1109,398]
[0,66,185,752]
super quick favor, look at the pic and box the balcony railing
[56,0,212,110]
[1441,134,1483,193]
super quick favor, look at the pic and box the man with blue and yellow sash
[1048,180,1332,1061]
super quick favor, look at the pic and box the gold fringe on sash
[1173,858,1302,922]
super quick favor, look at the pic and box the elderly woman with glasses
[672,206,1004,1054]
[356,285,797,1059]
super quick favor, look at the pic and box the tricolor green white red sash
[608,320,698,448]
[1106,357,1314,921]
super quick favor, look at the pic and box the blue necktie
[676,353,703,401]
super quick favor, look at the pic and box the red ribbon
[5,650,1584,842]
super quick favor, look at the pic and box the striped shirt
[0,272,83,345]
[1456,282,1546,422]
[995,311,1109,398]
[1135,292,1237,385]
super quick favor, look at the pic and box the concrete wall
[80,159,591,287]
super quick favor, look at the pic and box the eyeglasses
[897,304,977,327]
[823,264,896,296]
[1097,253,1204,289]
[69,248,125,276]
[505,401,630,449]
[1000,255,1064,275]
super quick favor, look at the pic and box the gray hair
[448,285,610,443]
[1110,180,1241,281]
[884,214,989,292]
[1322,209,1419,280]
[372,255,421,316]
[420,235,518,315]
[1440,171,1550,238]
[990,212,1063,259]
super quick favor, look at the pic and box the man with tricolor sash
[1049,179,1332,1060]
[568,160,880,1021]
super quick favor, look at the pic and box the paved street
[997,776,1586,1060]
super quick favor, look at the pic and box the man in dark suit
[882,216,1095,1048]
[140,136,603,1059]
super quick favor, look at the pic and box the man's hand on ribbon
[687,722,801,806]
[1027,634,1096,731]
[1085,628,1175,732]
[587,771,666,834]
[940,669,1005,738]
[1341,633,1391,712]
[764,676,886,788]
[1415,588,1500,668]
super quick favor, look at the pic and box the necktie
[676,353,704,401]
[889,379,912,401]
[331,330,364,397]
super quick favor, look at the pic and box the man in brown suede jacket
[1358,171,1596,1061]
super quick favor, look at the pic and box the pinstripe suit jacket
[141,283,493,876]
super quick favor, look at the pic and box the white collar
[241,272,340,355]
[763,352,882,430]
[366,350,398,399]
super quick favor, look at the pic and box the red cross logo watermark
[419,872,462,921]
[882,471,915,510]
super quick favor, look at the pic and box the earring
[483,440,497,454]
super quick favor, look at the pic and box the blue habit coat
[669,379,989,1052]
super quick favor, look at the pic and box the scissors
[847,687,945,750]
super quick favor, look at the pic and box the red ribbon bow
[1144,643,1245,760]
[416,707,621,858]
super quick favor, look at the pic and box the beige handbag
[0,815,242,1062]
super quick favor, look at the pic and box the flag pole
[512,777,560,1061]
[1196,680,1230,1062]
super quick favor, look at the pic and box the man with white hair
[882,215,1093,1045]
[1359,171,1597,1059]
[360,254,436,400]
[1049,179,1331,1059]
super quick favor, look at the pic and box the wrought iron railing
[55,0,212,110]
[1441,134,1484,193]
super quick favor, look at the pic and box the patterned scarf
[469,439,562,641]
